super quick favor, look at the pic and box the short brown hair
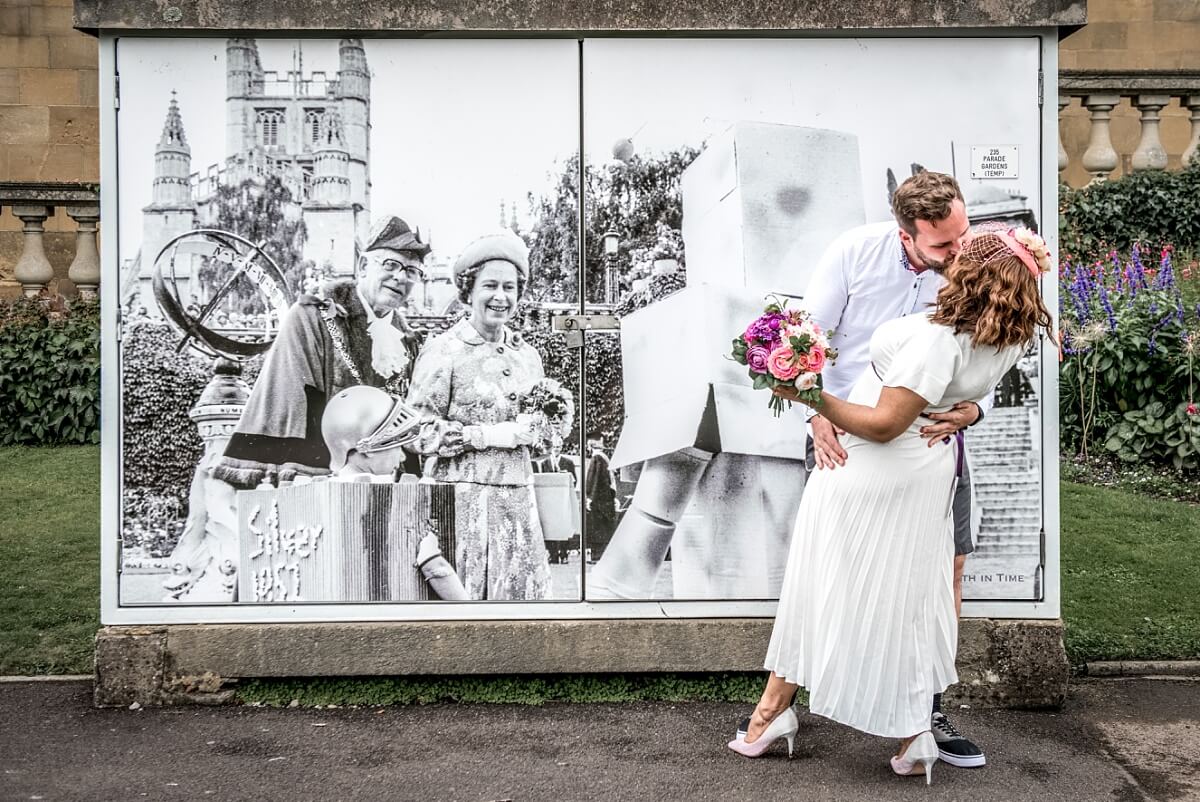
[930,233,1054,349]
[891,171,964,236]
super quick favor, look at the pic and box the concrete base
[93,618,1069,709]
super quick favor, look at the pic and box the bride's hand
[772,384,801,403]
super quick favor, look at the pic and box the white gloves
[480,421,536,449]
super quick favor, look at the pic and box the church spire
[158,91,189,152]
[150,91,193,208]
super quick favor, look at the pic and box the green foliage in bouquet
[1060,162,1200,262]
[0,296,100,445]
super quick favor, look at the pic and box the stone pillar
[12,205,55,297]
[1057,95,1070,174]
[1080,95,1121,182]
[1184,95,1200,168]
[1130,94,1171,172]
[66,204,101,299]
[162,359,249,602]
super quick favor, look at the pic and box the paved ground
[1,677,1197,802]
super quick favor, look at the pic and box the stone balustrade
[1059,71,1200,183]
[0,182,101,299]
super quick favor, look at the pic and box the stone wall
[0,0,98,296]
[1059,0,1200,186]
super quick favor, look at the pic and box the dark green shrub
[0,296,100,445]
[1060,162,1200,262]
[119,320,210,502]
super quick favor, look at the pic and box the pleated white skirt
[763,427,959,738]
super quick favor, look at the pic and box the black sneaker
[931,711,986,767]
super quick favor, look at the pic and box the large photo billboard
[103,35,1056,619]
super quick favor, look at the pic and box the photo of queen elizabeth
[405,232,572,600]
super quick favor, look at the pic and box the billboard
[101,35,1059,622]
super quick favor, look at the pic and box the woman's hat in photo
[363,215,431,258]
[453,231,530,281]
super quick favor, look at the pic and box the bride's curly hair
[930,232,1055,349]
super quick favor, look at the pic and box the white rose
[794,372,819,391]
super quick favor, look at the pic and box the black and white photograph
[114,38,585,605]
[576,38,1047,603]
[109,35,1052,612]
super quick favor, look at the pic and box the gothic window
[256,109,284,148]
[305,110,325,146]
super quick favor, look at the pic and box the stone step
[978,530,1041,540]
[974,545,1041,557]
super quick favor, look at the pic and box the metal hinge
[113,74,120,110]
[551,313,620,348]
[1037,70,1043,108]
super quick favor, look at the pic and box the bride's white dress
[764,312,1026,738]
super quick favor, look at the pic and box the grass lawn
[1,444,1198,677]
[0,445,100,675]
[1061,481,1200,665]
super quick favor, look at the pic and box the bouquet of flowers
[731,298,837,416]
[517,377,576,452]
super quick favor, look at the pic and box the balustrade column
[1057,95,1070,173]
[66,204,101,299]
[1130,94,1171,171]
[11,205,55,297]
[1184,95,1200,167]
[1080,94,1121,181]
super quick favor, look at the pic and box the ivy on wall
[0,296,100,445]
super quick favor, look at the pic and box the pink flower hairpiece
[977,226,1053,277]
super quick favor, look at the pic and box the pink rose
[746,345,770,373]
[767,346,800,381]
[806,346,826,373]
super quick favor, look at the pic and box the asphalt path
[1,678,1197,802]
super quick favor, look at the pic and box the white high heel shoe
[727,707,800,758]
[890,731,938,785]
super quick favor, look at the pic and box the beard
[912,244,951,274]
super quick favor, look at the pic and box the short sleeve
[880,325,962,406]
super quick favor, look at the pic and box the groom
[802,170,988,769]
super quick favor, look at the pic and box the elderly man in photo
[803,170,989,769]
[214,215,430,488]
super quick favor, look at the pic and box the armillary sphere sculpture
[152,229,295,359]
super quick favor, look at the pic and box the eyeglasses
[378,258,427,281]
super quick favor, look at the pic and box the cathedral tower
[225,38,263,158]
[303,110,358,273]
[336,38,371,242]
[140,94,198,310]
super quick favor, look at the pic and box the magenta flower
[746,345,770,373]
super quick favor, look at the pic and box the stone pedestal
[93,618,1069,709]
[160,359,249,602]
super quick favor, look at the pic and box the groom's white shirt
[803,221,944,420]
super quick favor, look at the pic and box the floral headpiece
[976,226,1054,277]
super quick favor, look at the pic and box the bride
[728,229,1055,784]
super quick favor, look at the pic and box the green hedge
[0,297,100,445]
[1060,162,1200,262]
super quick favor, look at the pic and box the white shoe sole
[938,749,986,768]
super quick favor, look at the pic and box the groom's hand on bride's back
[811,415,847,470]
[918,401,981,446]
